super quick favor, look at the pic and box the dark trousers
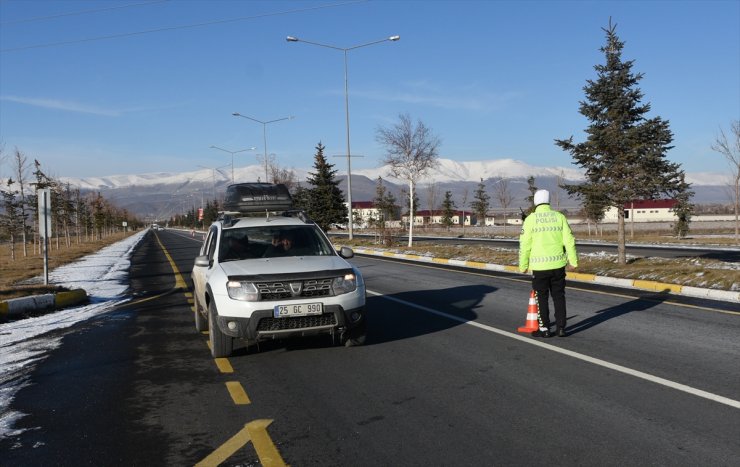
[532,267,567,330]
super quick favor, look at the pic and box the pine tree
[441,191,455,230]
[556,19,693,264]
[672,173,693,238]
[371,177,397,244]
[304,142,347,232]
[525,176,538,213]
[470,178,490,227]
[291,185,310,212]
[372,177,397,228]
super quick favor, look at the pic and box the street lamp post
[286,34,400,240]
[209,145,256,184]
[197,164,230,200]
[232,113,294,183]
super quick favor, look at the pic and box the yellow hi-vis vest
[519,204,578,272]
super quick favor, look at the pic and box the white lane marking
[367,289,740,409]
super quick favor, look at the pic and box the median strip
[352,247,740,303]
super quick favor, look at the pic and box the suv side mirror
[194,255,211,267]
[338,246,354,259]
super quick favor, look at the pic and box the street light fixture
[231,113,294,183]
[209,145,256,183]
[286,34,400,239]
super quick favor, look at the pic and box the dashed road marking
[214,357,233,373]
[226,381,251,405]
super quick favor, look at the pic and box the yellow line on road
[195,419,286,467]
[226,381,251,405]
[124,290,172,307]
[214,358,234,373]
[194,424,252,467]
[154,232,188,290]
[246,419,287,467]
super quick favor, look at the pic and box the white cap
[534,189,550,206]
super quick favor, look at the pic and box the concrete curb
[0,289,89,320]
[352,247,740,304]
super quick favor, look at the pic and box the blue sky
[0,0,738,180]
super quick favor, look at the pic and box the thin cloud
[351,83,521,111]
[1,95,121,116]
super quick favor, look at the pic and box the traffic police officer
[519,189,578,337]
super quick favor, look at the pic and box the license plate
[273,302,323,318]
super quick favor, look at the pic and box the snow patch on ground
[0,230,146,441]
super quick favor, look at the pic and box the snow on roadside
[0,230,147,441]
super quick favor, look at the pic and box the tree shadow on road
[566,291,671,336]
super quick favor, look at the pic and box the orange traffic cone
[517,290,540,333]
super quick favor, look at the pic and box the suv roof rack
[223,182,293,214]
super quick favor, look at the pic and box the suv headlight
[227,281,259,301]
[332,273,358,295]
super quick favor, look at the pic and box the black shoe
[531,329,551,338]
[556,327,567,337]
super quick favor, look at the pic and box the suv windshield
[219,225,335,261]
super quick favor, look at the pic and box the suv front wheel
[208,302,233,358]
[341,320,367,347]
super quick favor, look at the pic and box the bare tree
[492,176,513,236]
[376,114,441,247]
[13,148,30,256]
[425,180,439,216]
[711,120,740,241]
[270,163,298,192]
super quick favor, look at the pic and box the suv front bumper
[215,304,365,342]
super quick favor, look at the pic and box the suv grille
[257,314,337,332]
[256,278,333,301]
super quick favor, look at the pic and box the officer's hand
[566,265,577,272]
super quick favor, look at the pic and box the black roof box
[223,183,293,213]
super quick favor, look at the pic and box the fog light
[227,321,238,331]
[350,312,361,322]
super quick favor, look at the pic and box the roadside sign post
[38,188,52,285]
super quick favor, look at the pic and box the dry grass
[0,232,138,300]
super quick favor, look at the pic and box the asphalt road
[1,229,738,466]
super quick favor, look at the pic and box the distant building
[401,210,477,226]
[603,199,678,222]
[346,201,400,228]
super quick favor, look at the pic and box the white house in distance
[401,210,477,226]
[348,201,402,228]
[602,199,678,222]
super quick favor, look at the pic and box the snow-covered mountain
[55,158,729,220]
[60,157,724,190]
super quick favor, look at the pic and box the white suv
[191,185,366,358]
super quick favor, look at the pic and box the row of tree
[0,148,143,260]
